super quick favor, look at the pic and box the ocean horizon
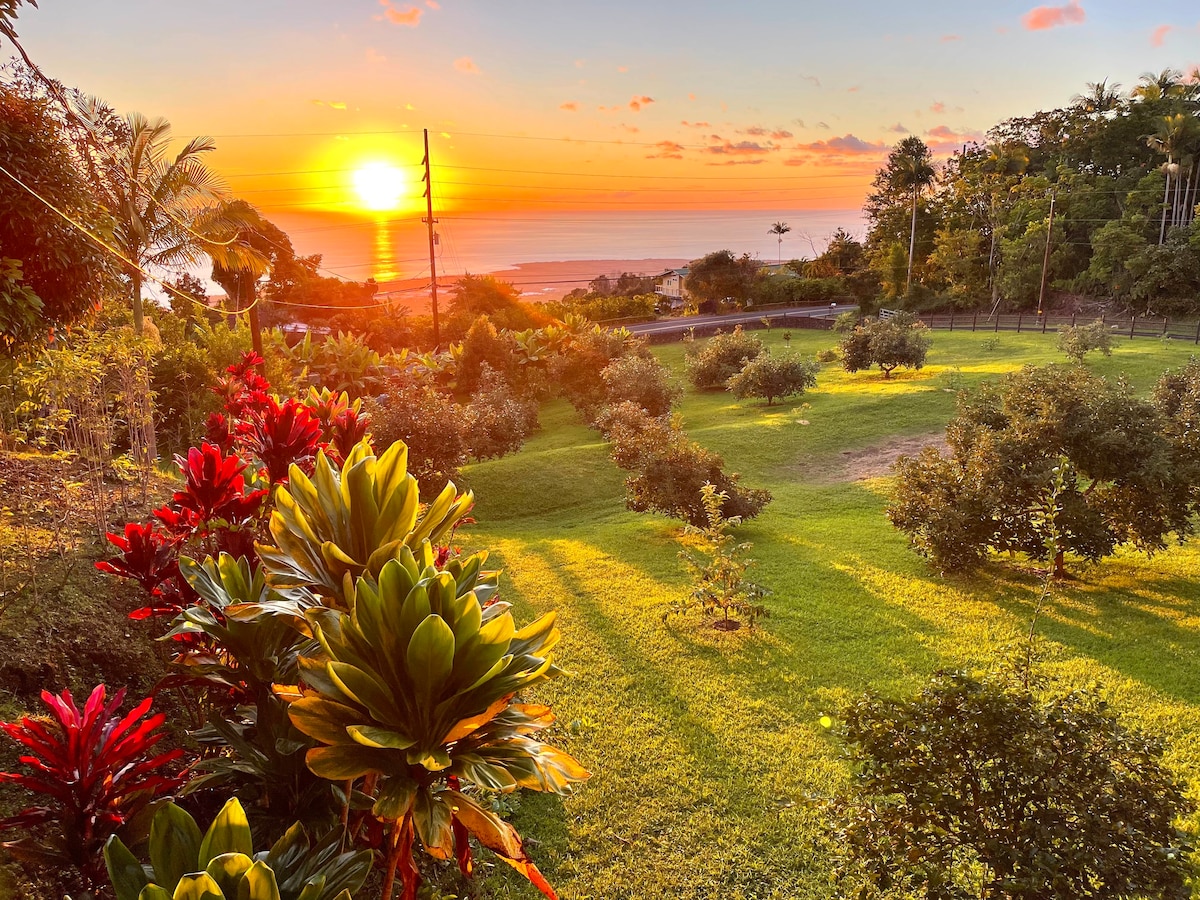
[269,208,867,290]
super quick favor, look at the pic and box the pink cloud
[646,140,685,160]
[617,65,629,73]
[792,134,889,158]
[926,124,985,152]
[560,101,579,112]
[619,124,640,133]
[847,85,861,93]
[629,95,655,111]
[1022,0,1085,31]
[705,139,777,156]
[930,101,946,114]
[681,120,711,128]
[940,34,961,42]
[425,0,439,7]
[887,122,910,133]
[379,0,422,26]
[1151,24,1172,46]
[741,125,794,139]
[801,74,821,87]
[454,56,479,74]
[311,99,347,110]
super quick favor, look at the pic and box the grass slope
[460,330,1200,899]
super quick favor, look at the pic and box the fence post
[972,313,977,332]
[1042,314,1047,334]
[949,311,954,332]
[1017,312,1023,333]
[995,315,1000,333]
[1101,314,1106,328]
[1071,313,1076,327]
[1130,317,1136,339]
[1163,317,1169,336]
[1195,320,1200,345]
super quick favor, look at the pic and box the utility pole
[422,128,441,348]
[1036,191,1056,317]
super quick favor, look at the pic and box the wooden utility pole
[422,128,441,348]
[1036,191,1056,317]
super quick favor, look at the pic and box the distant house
[655,267,690,307]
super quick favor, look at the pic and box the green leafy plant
[726,353,818,406]
[104,797,371,900]
[683,326,764,390]
[831,671,1193,899]
[282,550,589,900]
[839,311,931,378]
[672,484,768,630]
[256,440,474,606]
[1058,319,1114,363]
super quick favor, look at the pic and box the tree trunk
[1159,166,1171,244]
[1054,549,1065,578]
[1173,163,1184,230]
[907,187,919,292]
[131,266,144,335]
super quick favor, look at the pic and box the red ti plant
[212,351,272,421]
[303,387,373,465]
[0,685,185,891]
[94,522,196,621]
[155,442,268,545]
[238,396,323,484]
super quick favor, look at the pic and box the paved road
[626,304,856,337]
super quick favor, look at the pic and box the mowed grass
[460,330,1200,900]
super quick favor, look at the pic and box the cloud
[847,85,861,93]
[559,101,579,112]
[311,99,347,110]
[1151,24,1172,46]
[454,56,480,74]
[706,158,768,166]
[887,122,910,133]
[574,59,586,68]
[740,125,794,139]
[705,139,777,156]
[793,133,889,157]
[926,124,985,152]
[800,74,822,87]
[598,105,620,113]
[930,101,946,113]
[940,34,961,42]
[1022,0,1085,31]
[379,0,423,26]
[365,47,387,63]
[816,121,830,130]
[681,120,711,128]
[617,65,629,73]
[646,140,685,160]
[688,92,697,101]
[425,0,439,7]
[619,124,640,133]
[629,95,655,111]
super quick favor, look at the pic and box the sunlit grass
[459,329,1200,899]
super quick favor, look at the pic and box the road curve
[625,304,856,337]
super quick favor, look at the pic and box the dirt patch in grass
[825,431,949,482]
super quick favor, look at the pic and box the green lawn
[459,330,1200,899]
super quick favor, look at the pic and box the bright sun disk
[352,162,406,211]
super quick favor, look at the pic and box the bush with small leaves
[367,376,468,497]
[462,365,539,460]
[727,353,818,405]
[607,411,771,526]
[832,671,1193,900]
[839,311,930,378]
[456,314,520,394]
[684,326,764,390]
[599,354,681,418]
[814,347,838,363]
[554,325,650,414]
[1058,319,1113,363]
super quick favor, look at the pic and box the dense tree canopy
[684,250,758,308]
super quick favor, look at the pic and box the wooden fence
[912,312,1200,343]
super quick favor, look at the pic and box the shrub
[608,414,771,525]
[832,671,1192,900]
[367,377,469,498]
[554,325,649,413]
[1058,319,1113,363]
[814,347,838,363]
[832,310,859,333]
[684,326,764,390]
[103,797,371,900]
[726,353,818,405]
[455,314,520,394]
[672,484,769,630]
[463,365,539,460]
[599,354,681,418]
[839,311,931,378]
[0,685,185,892]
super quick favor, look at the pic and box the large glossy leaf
[406,615,455,705]
[168,872,224,900]
[205,852,253,897]
[198,798,254,867]
[104,834,150,900]
[149,802,203,893]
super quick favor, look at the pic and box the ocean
[268,208,867,293]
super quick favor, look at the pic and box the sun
[352,162,408,211]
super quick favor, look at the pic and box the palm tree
[1071,78,1122,118]
[107,114,245,334]
[769,221,790,264]
[1146,113,1200,241]
[893,139,936,292]
[1132,69,1186,104]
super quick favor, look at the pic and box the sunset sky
[12,1,1198,216]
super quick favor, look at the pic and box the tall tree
[865,137,937,297]
[768,221,790,264]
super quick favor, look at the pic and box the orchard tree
[889,364,1197,573]
[684,250,758,308]
[833,671,1192,900]
[1058,319,1113,362]
[865,137,938,293]
[727,353,818,405]
[839,311,931,378]
[684,326,764,389]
